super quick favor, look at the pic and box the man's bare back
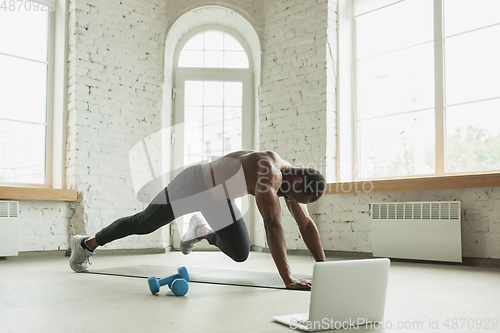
[201,150,289,198]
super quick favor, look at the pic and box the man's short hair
[295,168,326,202]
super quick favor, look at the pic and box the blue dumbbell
[147,266,190,296]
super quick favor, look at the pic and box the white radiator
[0,201,19,257]
[371,201,462,262]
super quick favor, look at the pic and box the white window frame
[173,70,253,162]
[173,25,255,166]
[0,0,68,189]
[338,0,500,182]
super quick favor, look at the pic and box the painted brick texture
[16,201,71,252]
[164,0,264,34]
[65,0,169,249]
[257,0,330,249]
[311,188,500,259]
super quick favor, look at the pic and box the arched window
[173,26,254,167]
[178,30,249,69]
[170,25,255,248]
[164,6,261,248]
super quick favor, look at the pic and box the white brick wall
[164,0,264,35]
[17,201,71,252]
[65,0,169,250]
[13,0,499,260]
[310,188,500,259]
[257,0,330,249]
[260,0,329,167]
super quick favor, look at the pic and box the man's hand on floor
[285,277,312,290]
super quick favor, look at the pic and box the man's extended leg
[81,200,172,252]
[94,198,174,247]
[70,193,175,272]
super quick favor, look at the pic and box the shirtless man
[69,150,327,290]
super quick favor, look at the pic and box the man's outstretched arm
[255,189,311,289]
[254,165,311,290]
[286,199,326,262]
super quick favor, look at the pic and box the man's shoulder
[253,150,288,167]
[253,150,280,160]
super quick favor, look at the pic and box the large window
[175,29,252,165]
[172,27,254,248]
[352,0,500,179]
[0,1,52,185]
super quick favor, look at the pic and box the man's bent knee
[232,248,250,263]
[230,239,250,262]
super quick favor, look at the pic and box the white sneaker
[69,235,95,272]
[180,214,209,255]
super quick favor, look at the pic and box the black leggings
[95,164,251,262]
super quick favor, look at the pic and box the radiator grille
[0,201,18,218]
[371,201,462,262]
[371,201,460,220]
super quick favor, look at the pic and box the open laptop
[273,258,390,331]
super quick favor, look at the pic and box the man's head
[280,167,326,204]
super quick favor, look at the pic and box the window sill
[0,186,77,201]
[325,172,500,194]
